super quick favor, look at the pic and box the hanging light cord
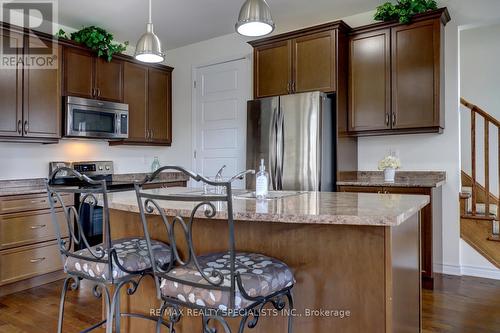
[148,0,152,24]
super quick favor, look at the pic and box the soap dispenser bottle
[151,156,161,172]
[255,159,269,199]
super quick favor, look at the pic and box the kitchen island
[106,188,429,333]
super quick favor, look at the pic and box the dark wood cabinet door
[148,68,172,144]
[63,47,94,98]
[123,61,148,141]
[254,40,292,98]
[0,29,23,137]
[95,57,123,102]
[23,36,61,138]
[293,30,336,93]
[348,29,391,132]
[391,20,440,129]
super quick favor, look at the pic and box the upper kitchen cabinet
[122,61,148,142]
[0,26,60,143]
[253,40,291,97]
[0,28,23,137]
[110,62,173,146]
[63,45,124,102]
[23,35,62,139]
[293,30,336,93]
[348,8,450,136]
[148,68,172,144]
[249,21,350,99]
[349,29,391,132]
[95,57,123,102]
[62,47,94,98]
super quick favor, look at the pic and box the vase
[384,168,396,182]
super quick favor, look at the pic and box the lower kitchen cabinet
[338,185,438,289]
[0,192,73,296]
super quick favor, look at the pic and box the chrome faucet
[229,169,255,183]
[215,165,227,182]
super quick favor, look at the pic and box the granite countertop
[0,172,189,197]
[106,187,430,227]
[337,171,446,188]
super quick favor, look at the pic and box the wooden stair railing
[460,97,500,240]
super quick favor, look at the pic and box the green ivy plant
[374,0,438,24]
[56,26,128,62]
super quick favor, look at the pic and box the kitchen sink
[233,191,306,200]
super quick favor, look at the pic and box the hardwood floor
[0,274,499,332]
[422,274,500,333]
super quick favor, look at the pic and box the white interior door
[193,58,249,188]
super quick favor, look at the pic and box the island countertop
[106,187,429,227]
[337,171,446,188]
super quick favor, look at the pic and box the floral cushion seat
[160,252,294,311]
[65,237,171,281]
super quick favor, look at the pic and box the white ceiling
[58,0,500,51]
[58,0,383,50]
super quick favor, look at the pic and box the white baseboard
[460,265,500,280]
[433,263,500,280]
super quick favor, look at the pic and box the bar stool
[134,166,295,333]
[46,167,173,333]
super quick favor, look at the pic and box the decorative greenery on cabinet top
[374,0,438,24]
[56,26,128,62]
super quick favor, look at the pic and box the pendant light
[235,0,275,37]
[135,0,164,63]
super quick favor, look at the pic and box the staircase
[460,98,500,268]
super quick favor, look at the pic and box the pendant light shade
[235,0,275,37]
[135,0,164,63]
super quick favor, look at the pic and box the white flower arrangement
[378,155,401,171]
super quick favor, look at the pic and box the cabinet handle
[91,88,95,97]
[392,113,396,127]
[385,113,390,127]
[286,82,291,94]
[24,120,28,135]
[150,129,154,139]
[17,120,22,134]
[30,257,46,263]
[97,88,101,97]
[30,224,47,229]
[292,81,296,93]
[31,199,46,204]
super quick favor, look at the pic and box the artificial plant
[374,0,438,24]
[56,26,128,62]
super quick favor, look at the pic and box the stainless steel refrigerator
[246,91,356,192]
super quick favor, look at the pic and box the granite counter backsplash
[337,171,446,188]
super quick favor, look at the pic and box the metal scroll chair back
[46,167,117,281]
[134,166,238,307]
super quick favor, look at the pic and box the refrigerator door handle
[269,107,278,190]
[277,106,285,190]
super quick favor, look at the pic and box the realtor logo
[0,0,58,68]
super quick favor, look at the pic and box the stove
[49,161,136,191]
[48,160,134,249]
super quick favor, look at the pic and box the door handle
[277,106,285,190]
[24,120,28,135]
[270,107,278,190]
[17,120,22,134]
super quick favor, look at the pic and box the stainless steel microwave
[64,96,129,139]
